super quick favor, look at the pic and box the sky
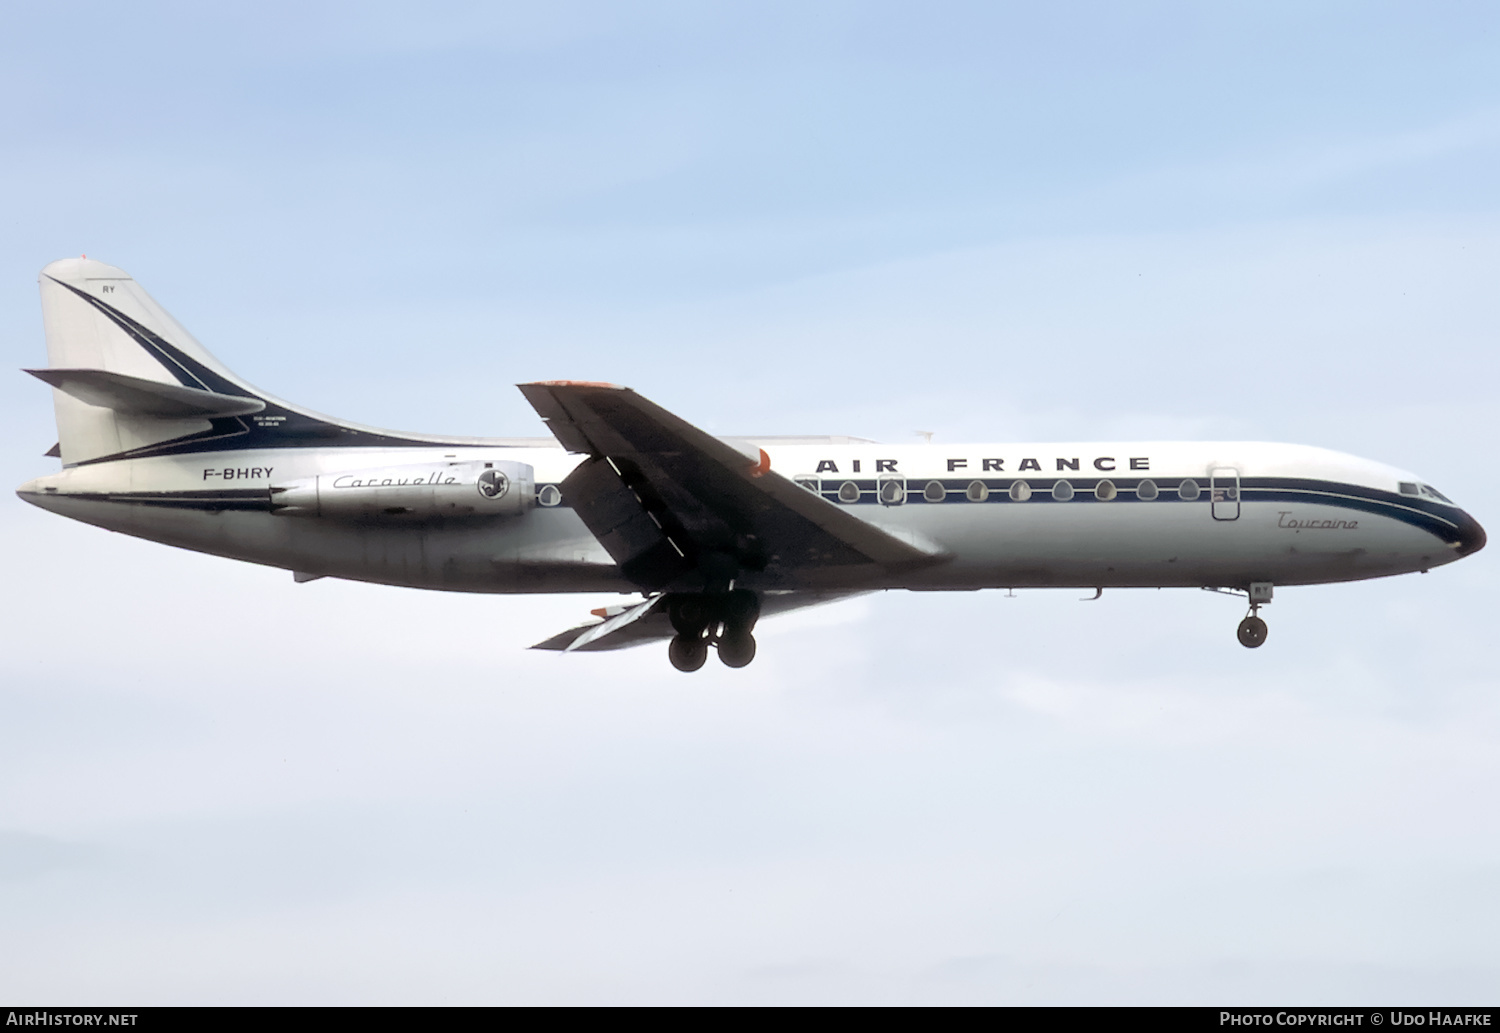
[2,1,1498,1005]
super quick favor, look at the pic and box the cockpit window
[1399,481,1452,504]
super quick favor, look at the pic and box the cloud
[0,832,97,882]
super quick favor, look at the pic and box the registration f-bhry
[18,259,1486,671]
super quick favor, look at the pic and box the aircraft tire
[718,632,756,669]
[1237,616,1268,648]
[669,596,712,638]
[669,634,709,672]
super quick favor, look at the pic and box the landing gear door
[1210,467,1240,521]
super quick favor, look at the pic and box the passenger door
[1210,467,1240,521]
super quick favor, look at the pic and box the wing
[531,591,867,652]
[518,381,945,592]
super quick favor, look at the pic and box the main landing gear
[667,589,761,672]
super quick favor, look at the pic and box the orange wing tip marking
[751,448,771,477]
[524,380,623,389]
[590,607,610,618]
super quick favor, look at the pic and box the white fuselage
[17,438,1482,596]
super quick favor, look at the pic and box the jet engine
[270,460,535,520]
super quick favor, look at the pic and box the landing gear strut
[665,589,760,672]
[1236,582,1274,649]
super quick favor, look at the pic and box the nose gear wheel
[1237,614,1268,648]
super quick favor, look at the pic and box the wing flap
[561,455,695,589]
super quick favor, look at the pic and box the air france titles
[809,456,1152,475]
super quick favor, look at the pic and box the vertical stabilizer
[32,258,458,466]
[37,259,260,466]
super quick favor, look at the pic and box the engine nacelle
[270,460,535,520]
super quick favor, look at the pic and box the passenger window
[537,484,562,507]
[1178,479,1201,501]
[1009,480,1032,502]
[838,481,860,503]
[923,480,946,503]
[966,480,989,502]
[1094,479,1117,501]
[1135,479,1158,501]
[878,477,905,506]
[1052,480,1074,502]
[794,476,820,494]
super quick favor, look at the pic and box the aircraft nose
[1454,508,1487,557]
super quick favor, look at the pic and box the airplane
[16,258,1487,671]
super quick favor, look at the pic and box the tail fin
[36,258,274,466]
[32,258,444,466]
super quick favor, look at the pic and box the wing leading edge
[518,381,945,593]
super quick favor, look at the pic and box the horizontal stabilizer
[26,368,265,419]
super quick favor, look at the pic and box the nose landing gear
[1236,581,1274,648]
[1206,582,1274,648]
[1237,612,1268,648]
[666,589,761,672]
